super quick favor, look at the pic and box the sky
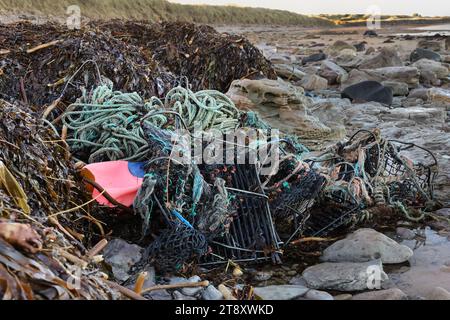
[169,0,450,17]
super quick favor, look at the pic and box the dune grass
[0,0,334,26]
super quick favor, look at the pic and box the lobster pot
[201,164,282,265]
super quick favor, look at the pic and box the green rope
[62,84,241,163]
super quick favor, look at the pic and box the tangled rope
[62,84,242,163]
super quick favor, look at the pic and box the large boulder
[342,81,393,105]
[410,48,442,63]
[302,260,388,292]
[321,228,414,264]
[319,60,349,84]
[358,47,403,69]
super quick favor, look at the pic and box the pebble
[254,271,273,281]
[173,290,197,300]
[170,275,204,296]
[304,289,334,300]
[352,288,407,300]
[202,285,224,300]
[396,227,416,240]
[254,285,309,300]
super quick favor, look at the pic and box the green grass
[0,0,334,26]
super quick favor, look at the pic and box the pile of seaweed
[95,20,277,92]
[0,99,119,300]
[0,22,174,114]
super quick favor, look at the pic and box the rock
[334,294,353,300]
[381,81,409,96]
[302,52,327,65]
[354,42,367,52]
[446,37,450,50]
[202,285,223,300]
[352,288,408,300]
[410,48,442,63]
[359,47,403,69]
[309,98,349,139]
[412,59,449,79]
[302,260,388,292]
[364,30,378,37]
[408,88,430,101]
[319,60,348,84]
[321,228,413,264]
[420,70,442,86]
[173,291,197,300]
[335,49,362,69]
[365,47,376,55]
[380,107,446,125]
[273,64,306,81]
[299,74,328,91]
[418,39,443,52]
[342,81,393,105]
[103,239,144,282]
[396,227,416,240]
[429,88,450,108]
[342,67,420,89]
[425,287,450,300]
[365,67,420,88]
[327,40,356,56]
[227,78,308,109]
[170,275,204,296]
[304,289,334,300]
[253,285,309,300]
[254,271,273,281]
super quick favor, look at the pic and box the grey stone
[103,239,143,282]
[352,288,408,300]
[418,39,443,52]
[321,228,413,264]
[202,285,224,300]
[425,287,450,300]
[274,64,306,81]
[145,289,173,300]
[327,40,356,56]
[289,275,308,286]
[304,289,334,300]
[380,107,446,125]
[302,260,388,292]
[396,227,416,240]
[172,275,204,296]
[319,60,348,84]
[254,285,309,300]
[173,291,197,300]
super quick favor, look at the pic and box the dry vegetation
[0,0,333,26]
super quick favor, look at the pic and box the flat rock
[103,239,144,282]
[429,88,450,109]
[327,40,356,56]
[254,285,309,300]
[321,228,413,264]
[352,288,407,300]
[302,260,388,292]
[380,107,446,125]
[365,67,420,88]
